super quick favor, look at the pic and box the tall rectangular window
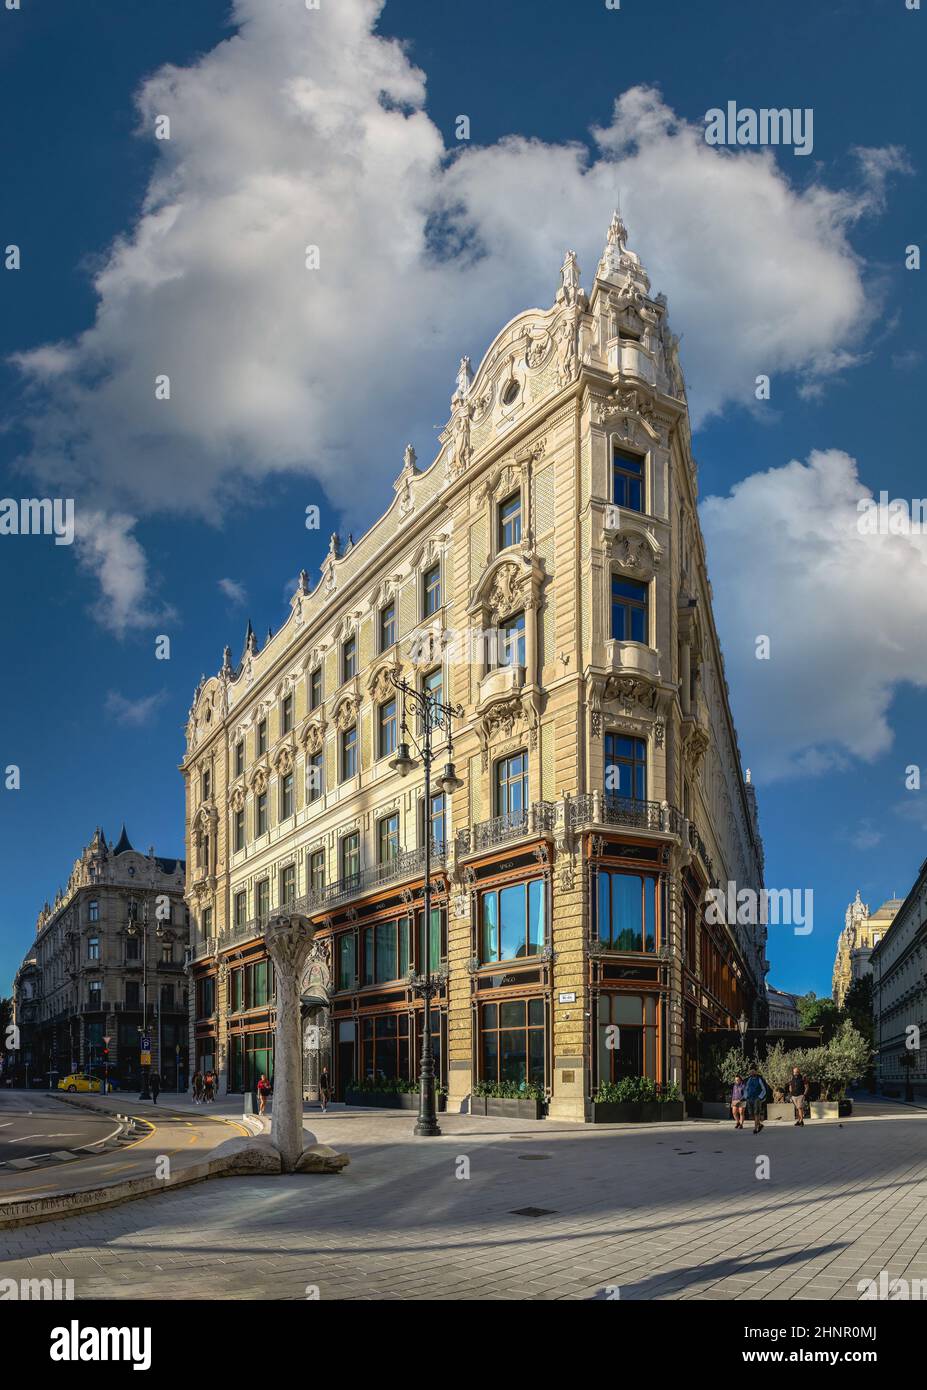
[495,751,528,817]
[416,906,443,974]
[378,813,400,864]
[341,725,357,780]
[337,933,356,991]
[256,790,268,836]
[234,890,247,927]
[423,563,441,617]
[425,791,446,851]
[233,807,245,851]
[480,998,545,1089]
[422,667,444,732]
[342,635,357,683]
[235,740,244,778]
[613,448,644,513]
[480,880,546,964]
[596,870,658,953]
[611,576,648,644]
[380,601,396,651]
[281,693,294,734]
[280,770,294,819]
[309,849,326,896]
[87,936,100,961]
[307,752,323,802]
[310,667,322,709]
[202,767,211,801]
[257,719,267,756]
[498,611,526,668]
[604,733,647,801]
[499,492,522,550]
[256,878,270,924]
[88,900,99,923]
[378,699,397,758]
[341,832,360,884]
[281,864,296,906]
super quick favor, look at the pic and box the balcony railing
[313,842,446,910]
[568,793,681,836]
[214,845,447,952]
[456,801,557,857]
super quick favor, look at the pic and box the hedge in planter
[345,1080,447,1111]
[590,1077,683,1124]
[470,1080,545,1119]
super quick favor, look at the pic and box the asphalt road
[0,1088,250,1204]
[0,1090,120,1162]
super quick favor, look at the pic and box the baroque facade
[766,985,801,1031]
[871,858,927,1097]
[11,828,188,1088]
[183,216,767,1119]
[832,889,901,1008]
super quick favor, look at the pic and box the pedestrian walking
[257,1072,271,1117]
[788,1065,807,1126]
[149,1071,161,1104]
[743,1065,766,1134]
[192,1070,203,1104]
[319,1067,331,1114]
[203,1070,214,1103]
[730,1073,747,1128]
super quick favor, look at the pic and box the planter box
[758,1100,851,1122]
[685,1099,703,1118]
[590,1101,684,1124]
[470,1096,545,1120]
[345,1089,446,1112]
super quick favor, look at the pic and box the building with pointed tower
[182,215,767,1117]
[832,889,902,1008]
[11,827,188,1089]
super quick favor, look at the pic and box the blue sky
[1,0,925,996]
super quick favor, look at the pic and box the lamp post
[387,668,463,1137]
[737,1010,749,1051]
[127,892,163,1101]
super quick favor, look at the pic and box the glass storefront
[229,1030,274,1093]
[480,997,545,1088]
[596,992,658,1083]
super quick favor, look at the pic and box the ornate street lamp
[127,894,163,1101]
[737,1010,749,1050]
[388,667,463,1136]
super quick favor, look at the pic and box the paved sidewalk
[2,1096,926,1300]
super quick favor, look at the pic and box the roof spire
[113,824,133,855]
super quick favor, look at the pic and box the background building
[833,890,902,1008]
[11,827,188,1089]
[871,858,927,1098]
[766,985,801,1031]
[183,216,768,1118]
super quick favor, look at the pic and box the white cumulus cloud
[8,0,909,634]
[700,449,927,782]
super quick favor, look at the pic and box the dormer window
[498,492,522,550]
[613,448,644,513]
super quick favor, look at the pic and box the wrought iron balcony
[312,842,446,910]
[455,801,558,858]
[568,793,682,836]
[191,934,219,961]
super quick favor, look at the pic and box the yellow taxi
[57,1073,102,1093]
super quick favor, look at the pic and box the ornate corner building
[182,216,768,1119]
[832,889,902,1008]
[871,858,927,1096]
[11,827,189,1087]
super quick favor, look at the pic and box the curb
[0,1095,261,1229]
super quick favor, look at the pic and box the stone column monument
[264,911,315,1172]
